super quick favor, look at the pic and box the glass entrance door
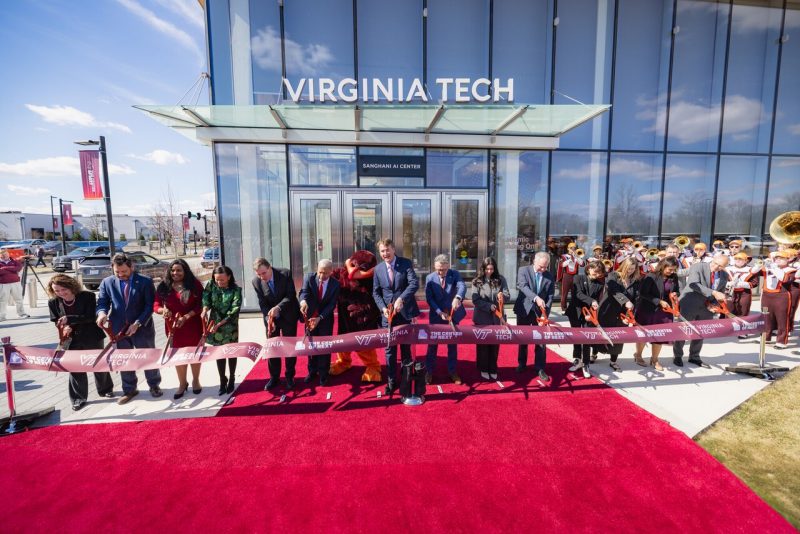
[393,193,440,284]
[290,192,341,291]
[443,192,487,284]
[342,192,391,258]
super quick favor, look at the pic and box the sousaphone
[768,211,800,244]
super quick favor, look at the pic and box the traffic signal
[187,211,202,220]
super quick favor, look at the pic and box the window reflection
[427,0,489,99]
[427,149,488,188]
[606,154,663,244]
[549,152,606,247]
[492,0,551,104]
[491,151,549,299]
[661,154,716,243]
[554,0,615,149]
[668,0,729,152]
[611,0,672,151]
[773,7,800,155]
[208,0,233,105]
[283,0,354,98]
[721,1,782,153]
[357,0,422,92]
[765,158,800,232]
[249,0,283,104]
[712,156,768,253]
[289,145,357,186]
[216,144,290,309]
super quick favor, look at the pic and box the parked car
[0,239,48,255]
[52,245,111,272]
[76,252,169,290]
[41,241,70,256]
[200,247,220,269]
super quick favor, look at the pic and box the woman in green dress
[202,265,242,395]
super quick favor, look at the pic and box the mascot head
[346,250,377,280]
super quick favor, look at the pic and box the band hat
[694,242,707,250]
[567,242,576,248]
[733,252,749,260]
[774,250,794,259]
[728,240,742,246]
[592,245,602,251]
[713,240,724,246]
[621,238,633,243]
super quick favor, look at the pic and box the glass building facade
[205,0,800,309]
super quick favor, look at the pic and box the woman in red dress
[154,259,204,399]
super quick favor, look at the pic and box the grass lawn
[695,367,800,529]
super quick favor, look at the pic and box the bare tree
[148,183,183,257]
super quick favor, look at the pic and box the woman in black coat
[471,257,510,380]
[634,256,679,371]
[598,257,641,371]
[47,274,114,410]
[567,261,607,378]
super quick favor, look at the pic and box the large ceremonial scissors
[619,309,649,345]
[92,322,130,369]
[666,293,702,336]
[581,306,615,347]
[708,299,749,326]
[159,313,182,366]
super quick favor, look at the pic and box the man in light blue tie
[513,252,555,382]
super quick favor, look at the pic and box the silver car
[76,252,169,290]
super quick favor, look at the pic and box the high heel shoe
[226,377,236,394]
[218,376,228,396]
[192,382,202,394]
[650,359,664,372]
[173,383,188,400]
[633,353,646,367]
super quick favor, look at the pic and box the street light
[59,198,74,256]
[74,136,115,255]
[49,195,59,239]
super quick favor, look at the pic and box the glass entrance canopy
[135,103,610,150]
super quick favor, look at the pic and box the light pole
[49,195,58,239]
[58,198,74,256]
[74,136,115,255]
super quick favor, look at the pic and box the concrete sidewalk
[2,289,796,437]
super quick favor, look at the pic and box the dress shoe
[480,371,491,380]
[609,362,621,372]
[264,377,278,390]
[650,359,664,372]
[117,390,139,405]
[99,391,115,398]
[226,378,236,394]
[286,377,295,390]
[384,382,396,395]
[149,386,163,398]
[173,384,188,400]
[488,372,497,380]
[515,364,526,373]
[72,399,86,411]
[450,373,462,385]
[673,357,684,367]
[425,372,432,385]
[218,377,228,395]
[538,369,550,382]
[192,385,202,394]
[633,354,647,367]
[687,357,710,369]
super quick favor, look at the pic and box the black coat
[251,268,299,335]
[48,291,106,350]
[601,272,640,328]
[637,272,679,315]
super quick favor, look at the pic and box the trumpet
[602,259,614,271]
[674,235,692,249]
[575,248,585,258]
[646,248,660,261]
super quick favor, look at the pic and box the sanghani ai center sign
[282,77,514,103]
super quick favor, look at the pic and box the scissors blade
[596,325,615,347]
[678,315,702,336]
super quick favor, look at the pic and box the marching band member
[614,238,636,269]
[752,250,796,349]
[787,248,800,334]
[557,242,584,310]
[725,252,758,339]
[725,239,743,258]
[590,245,604,263]
[712,240,726,256]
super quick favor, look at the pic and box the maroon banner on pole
[79,150,104,200]
[62,203,73,226]
[3,315,765,373]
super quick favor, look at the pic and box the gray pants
[117,332,161,394]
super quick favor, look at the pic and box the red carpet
[0,341,792,533]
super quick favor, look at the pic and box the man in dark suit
[252,257,300,389]
[299,259,340,386]
[372,238,420,395]
[673,255,729,368]
[513,251,555,382]
[96,253,160,404]
[424,254,466,384]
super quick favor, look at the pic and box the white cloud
[7,184,50,196]
[252,26,333,76]
[638,192,672,203]
[0,156,135,177]
[116,0,204,64]
[644,95,767,145]
[610,158,661,181]
[554,162,607,180]
[103,82,156,106]
[154,0,204,29]
[775,159,800,168]
[664,163,709,180]
[129,149,188,165]
[25,104,132,133]
[789,124,800,135]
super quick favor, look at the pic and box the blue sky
[0,0,212,218]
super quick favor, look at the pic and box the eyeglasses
[729,245,740,248]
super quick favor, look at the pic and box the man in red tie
[299,259,340,386]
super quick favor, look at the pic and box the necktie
[268,279,275,294]
[711,271,716,288]
[387,262,394,284]
[535,272,541,293]
[122,280,131,306]
[318,281,324,300]
[440,276,446,289]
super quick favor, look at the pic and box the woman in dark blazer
[471,257,510,380]
[599,256,641,371]
[567,262,606,378]
[635,256,679,371]
[47,274,114,410]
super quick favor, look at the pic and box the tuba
[768,211,800,244]
[646,248,660,261]
[674,235,692,249]
[632,241,643,250]
[575,248,585,258]
[602,259,614,271]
